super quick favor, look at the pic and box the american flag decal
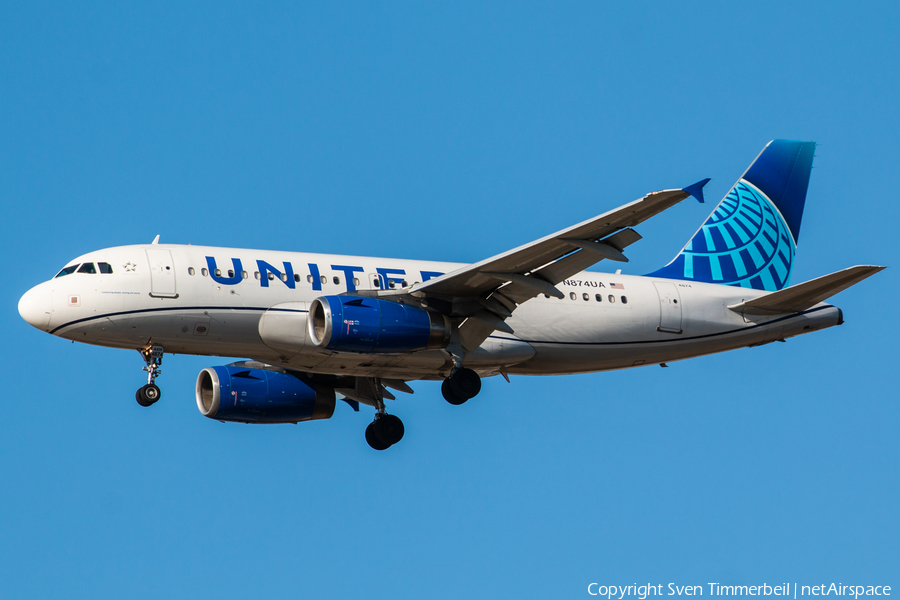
[610,283,624,290]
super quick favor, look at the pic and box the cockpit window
[56,265,79,278]
[98,262,113,274]
[77,263,97,274]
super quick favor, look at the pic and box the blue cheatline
[647,139,816,291]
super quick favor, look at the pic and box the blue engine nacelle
[196,366,335,424]
[308,295,451,353]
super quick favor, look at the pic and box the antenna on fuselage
[151,235,160,244]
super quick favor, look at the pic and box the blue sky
[2,2,898,598]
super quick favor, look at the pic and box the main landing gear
[441,367,481,405]
[366,414,405,451]
[363,368,481,449]
[136,344,164,407]
[357,376,405,451]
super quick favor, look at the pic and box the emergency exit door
[653,281,682,333]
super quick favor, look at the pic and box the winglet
[340,398,360,412]
[682,178,711,203]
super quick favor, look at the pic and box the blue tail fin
[647,139,816,291]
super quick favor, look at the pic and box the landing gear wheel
[445,368,481,403]
[136,383,161,407]
[366,422,391,451]
[373,414,405,446]
[442,379,467,405]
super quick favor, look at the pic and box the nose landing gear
[136,344,164,407]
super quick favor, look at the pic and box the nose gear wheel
[136,383,161,407]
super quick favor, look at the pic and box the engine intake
[196,366,335,424]
[308,296,450,353]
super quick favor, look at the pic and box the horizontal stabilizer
[728,265,885,315]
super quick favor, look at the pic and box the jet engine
[308,295,450,353]
[196,365,335,424]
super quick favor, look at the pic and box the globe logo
[681,179,796,291]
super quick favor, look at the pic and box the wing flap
[728,265,885,315]
[459,315,498,353]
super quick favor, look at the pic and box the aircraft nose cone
[18,284,52,331]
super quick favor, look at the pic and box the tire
[136,388,152,407]
[136,384,161,407]
[366,422,391,450]
[373,414,405,446]
[442,379,467,405]
[448,368,481,400]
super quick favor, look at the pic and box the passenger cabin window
[201,268,209,277]
[608,295,615,303]
[78,263,97,274]
[307,275,313,283]
[333,276,340,285]
[294,274,301,283]
[227,270,235,278]
[98,262,113,274]
[582,293,589,301]
[595,294,602,302]
[56,265,79,278]
[621,296,628,304]
[242,271,248,279]
[188,267,195,276]
[569,292,576,300]
[268,273,275,281]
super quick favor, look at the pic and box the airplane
[18,140,884,450]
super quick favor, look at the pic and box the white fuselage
[19,244,843,380]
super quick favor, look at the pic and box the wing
[357,182,706,352]
[411,187,699,300]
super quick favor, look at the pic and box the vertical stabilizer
[647,140,816,291]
